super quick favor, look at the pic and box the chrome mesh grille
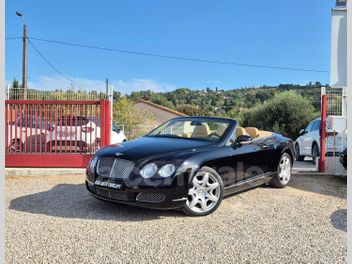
[136,192,166,203]
[97,157,135,179]
[96,188,129,201]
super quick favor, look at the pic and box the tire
[312,143,319,165]
[295,144,305,161]
[269,152,292,188]
[9,139,23,153]
[182,166,224,216]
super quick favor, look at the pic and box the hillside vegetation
[10,79,323,139]
[125,83,323,138]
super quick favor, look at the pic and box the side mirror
[112,126,121,133]
[236,135,253,145]
[299,129,306,136]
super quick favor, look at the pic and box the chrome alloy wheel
[278,154,291,185]
[186,171,221,213]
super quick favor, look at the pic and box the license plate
[94,179,122,190]
[58,131,75,138]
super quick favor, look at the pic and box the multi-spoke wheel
[269,152,292,188]
[183,167,224,216]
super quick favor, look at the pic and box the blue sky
[6,0,334,94]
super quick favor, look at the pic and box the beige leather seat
[258,130,273,138]
[236,126,248,138]
[245,127,259,138]
[192,124,210,138]
[215,126,227,137]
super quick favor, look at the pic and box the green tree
[12,78,20,88]
[11,78,22,99]
[242,91,318,139]
[113,97,144,127]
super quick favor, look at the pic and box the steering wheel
[207,132,221,140]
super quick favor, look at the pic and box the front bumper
[86,180,188,210]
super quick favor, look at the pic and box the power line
[27,38,76,84]
[28,38,106,90]
[29,36,329,73]
[5,36,22,40]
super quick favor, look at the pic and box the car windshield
[147,118,230,142]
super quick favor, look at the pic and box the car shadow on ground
[330,209,347,232]
[9,183,184,221]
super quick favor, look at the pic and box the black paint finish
[86,117,295,209]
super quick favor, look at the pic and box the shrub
[242,91,318,139]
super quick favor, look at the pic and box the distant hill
[127,83,325,119]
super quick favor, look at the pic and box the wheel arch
[312,140,319,148]
[282,147,294,165]
[311,141,320,154]
[182,159,225,186]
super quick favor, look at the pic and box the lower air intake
[136,192,166,203]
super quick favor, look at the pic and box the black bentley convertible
[86,117,294,216]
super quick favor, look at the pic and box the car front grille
[97,157,135,179]
[136,192,166,203]
[96,188,129,201]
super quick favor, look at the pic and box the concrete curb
[293,171,346,177]
[6,168,85,177]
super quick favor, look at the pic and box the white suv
[295,117,346,164]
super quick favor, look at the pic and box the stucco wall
[134,101,181,125]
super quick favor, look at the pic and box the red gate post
[319,95,327,172]
[100,99,106,147]
[105,100,111,146]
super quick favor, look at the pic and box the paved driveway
[6,173,346,263]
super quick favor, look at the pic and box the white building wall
[330,8,347,88]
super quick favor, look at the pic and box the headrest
[245,127,259,138]
[236,126,247,138]
[216,126,227,137]
[192,124,210,137]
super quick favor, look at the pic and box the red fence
[5,99,111,168]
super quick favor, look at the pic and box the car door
[300,121,314,155]
[310,120,321,151]
[304,120,320,155]
[230,138,270,183]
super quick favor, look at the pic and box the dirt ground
[6,173,347,263]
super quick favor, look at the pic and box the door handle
[262,145,268,149]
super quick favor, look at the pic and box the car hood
[96,136,216,161]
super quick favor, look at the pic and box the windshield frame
[145,117,237,143]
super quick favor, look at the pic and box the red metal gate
[5,99,111,168]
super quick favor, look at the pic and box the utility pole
[22,24,28,100]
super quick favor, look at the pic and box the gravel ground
[6,173,346,263]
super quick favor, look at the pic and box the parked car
[48,116,127,152]
[339,148,347,170]
[48,116,97,152]
[295,118,346,164]
[7,115,53,153]
[88,117,127,147]
[86,116,294,216]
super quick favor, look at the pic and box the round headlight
[87,155,99,175]
[140,163,158,178]
[158,164,176,177]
